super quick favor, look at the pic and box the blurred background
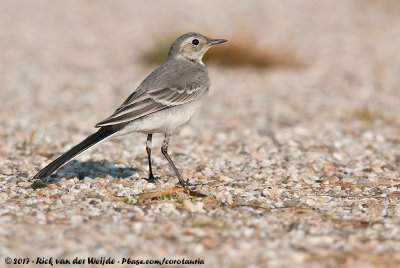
[1,0,399,143]
[1,0,400,266]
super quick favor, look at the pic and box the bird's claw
[178,178,201,189]
[144,174,160,183]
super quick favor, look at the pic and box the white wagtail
[32,32,227,187]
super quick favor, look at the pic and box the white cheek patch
[180,41,210,63]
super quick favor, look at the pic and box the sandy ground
[1,0,400,267]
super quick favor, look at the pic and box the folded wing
[95,82,206,127]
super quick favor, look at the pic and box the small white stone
[183,200,205,213]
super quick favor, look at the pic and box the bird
[32,32,227,188]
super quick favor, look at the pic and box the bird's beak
[209,39,228,46]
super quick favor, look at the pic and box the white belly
[111,98,205,137]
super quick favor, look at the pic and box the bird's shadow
[46,159,137,183]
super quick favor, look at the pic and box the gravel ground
[1,1,400,267]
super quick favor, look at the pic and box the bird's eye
[192,39,199,45]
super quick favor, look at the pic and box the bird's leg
[161,134,194,188]
[145,134,159,182]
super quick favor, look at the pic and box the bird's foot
[178,178,201,189]
[178,178,208,197]
[144,174,160,183]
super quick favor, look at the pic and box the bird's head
[168,32,227,64]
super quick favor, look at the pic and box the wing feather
[96,84,206,127]
[95,62,209,127]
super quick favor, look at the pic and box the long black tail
[32,127,116,180]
